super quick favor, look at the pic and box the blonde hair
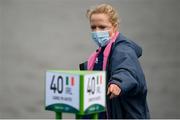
[87,4,120,28]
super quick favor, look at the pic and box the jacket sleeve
[108,43,141,96]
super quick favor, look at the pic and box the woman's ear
[113,24,119,32]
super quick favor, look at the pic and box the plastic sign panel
[83,73,106,114]
[46,71,80,113]
[45,70,106,115]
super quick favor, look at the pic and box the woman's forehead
[90,13,110,23]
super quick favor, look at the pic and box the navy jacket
[79,34,150,119]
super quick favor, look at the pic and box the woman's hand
[107,84,121,99]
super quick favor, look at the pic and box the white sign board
[46,71,80,113]
[45,70,106,115]
[84,73,106,114]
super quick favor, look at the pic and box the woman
[79,4,150,119]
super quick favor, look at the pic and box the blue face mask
[91,31,110,47]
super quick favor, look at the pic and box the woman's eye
[91,26,96,30]
[99,26,107,30]
[90,25,108,30]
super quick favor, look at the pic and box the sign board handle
[55,112,62,119]
[75,113,98,119]
[76,114,83,119]
[92,113,98,119]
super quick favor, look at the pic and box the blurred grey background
[0,0,180,119]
